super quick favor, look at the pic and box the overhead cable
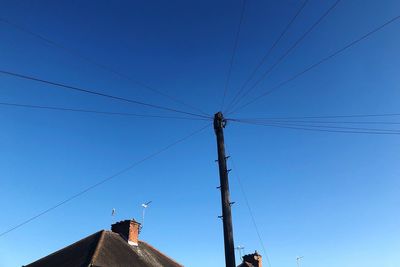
[225,0,309,113]
[225,146,273,267]
[229,13,400,114]
[0,123,211,238]
[0,17,209,116]
[232,120,400,135]
[221,0,247,110]
[0,70,211,119]
[227,0,340,112]
[0,101,211,121]
[229,112,400,120]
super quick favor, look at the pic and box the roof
[25,230,183,267]
[237,251,262,267]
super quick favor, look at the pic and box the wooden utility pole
[214,111,236,267]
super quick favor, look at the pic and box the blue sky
[1,0,400,266]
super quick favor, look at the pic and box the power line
[232,120,400,135]
[227,0,340,113]
[0,17,209,116]
[266,124,400,135]
[229,13,400,114]
[230,117,400,125]
[250,121,400,133]
[0,101,211,121]
[225,0,309,113]
[0,69,211,119]
[229,112,400,120]
[0,123,211,238]
[233,118,400,133]
[221,0,247,110]
[225,146,272,267]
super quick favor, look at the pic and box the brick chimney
[111,219,141,246]
[242,251,262,267]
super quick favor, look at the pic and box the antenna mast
[141,201,152,231]
[297,256,304,267]
[214,112,236,267]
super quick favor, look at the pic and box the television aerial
[141,201,152,230]
[296,256,304,267]
[235,246,245,259]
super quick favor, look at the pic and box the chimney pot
[111,219,141,246]
[242,251,262,267]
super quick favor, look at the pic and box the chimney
[242,251,262,267]
[111,219,141,246]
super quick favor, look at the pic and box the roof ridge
[139,240,183,267]
[25,230,104,267]
[89,230,106,265]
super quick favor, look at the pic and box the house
[24,219,183,267]
[237,251,262,267]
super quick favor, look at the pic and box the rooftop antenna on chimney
[296,256,304,267]
[141,201,152,231]
[235,246,245,260]
[111,208,116,224]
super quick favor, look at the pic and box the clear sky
[1,1,399,266]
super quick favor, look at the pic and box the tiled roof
[25,230,183,267]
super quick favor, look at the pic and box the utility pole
[214,111,236,267]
